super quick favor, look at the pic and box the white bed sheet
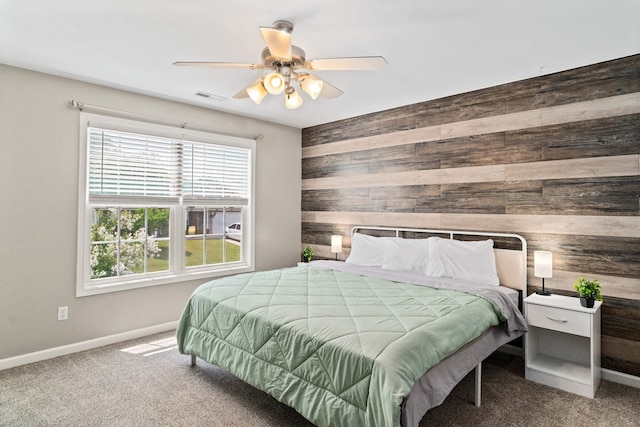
[311,260,521,318]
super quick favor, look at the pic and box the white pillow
[427,238,500,286]
[382,238,433,274]
[345,233,389,267]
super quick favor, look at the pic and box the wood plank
[415,87,509,127]
[369,184,441,200]
[414,77,545,128]
[349,144,418,164]
[302,170,416,190]
[505,154,640,181]
[302,156,369,179]
[602,336,640,371]
[301,188,370,212]
[301,211,640,238]
[302,193,415,213]
[538,54,640,107]
[302,153,351,179]
[303,155,640,190]
[524,233,640,278]
[415,164,506,185]
[602,355,640,377]
[302,136,370,158]
[423,133,509,169]
[302,125,442,159]
[541,114,640,160]
[303,104,420,147]
[301,222,352,247]
[367,125,442,149]
[367,155,440,175]
[602,302,640,342]
[506,176,640,216]
[416,181,514,215]
[541,92,640,126]
[440,108,542,139]
[526,269,640,301]
[503,114,640,165]
[541,176,640,214]
[356,144,440,175]
[541,214,640,238]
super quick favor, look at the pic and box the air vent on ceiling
[194,91,227,102]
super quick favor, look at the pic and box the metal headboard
[350,226,528,292]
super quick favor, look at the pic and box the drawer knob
[547,316,568,323]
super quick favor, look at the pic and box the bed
[176,227,528,427]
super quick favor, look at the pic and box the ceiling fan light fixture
[264,72,285,94]
[246,80,268,104]
[299,74,324,100]
[285,87,303,109]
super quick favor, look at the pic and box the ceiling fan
[173,20,387,109]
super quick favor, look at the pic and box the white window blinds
[88,127,250,205]
[182,141,250,205]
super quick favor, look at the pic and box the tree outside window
[90,207,168,279]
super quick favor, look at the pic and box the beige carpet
[1,331,639,426]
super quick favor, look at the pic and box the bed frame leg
[474,362,482,407]
[190,354,196,367]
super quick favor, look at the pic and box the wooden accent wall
[301,54,640,376]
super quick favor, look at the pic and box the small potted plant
[573,277,603,308]
[301,246,314,263]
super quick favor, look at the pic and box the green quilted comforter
[177,265,513,426]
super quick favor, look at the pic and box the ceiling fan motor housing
[261,46,306,70]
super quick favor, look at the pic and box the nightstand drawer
[527,304,590,337]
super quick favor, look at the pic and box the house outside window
[77,113,255,296]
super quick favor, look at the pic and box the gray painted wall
[0,64,301,359]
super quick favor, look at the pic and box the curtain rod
[68,100,264,141]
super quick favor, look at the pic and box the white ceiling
[1,1,639,129]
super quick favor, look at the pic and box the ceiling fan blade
[173,61,263,70]
[306,56,388,71]
[260,24,292,61]
[233,86,250,99]
[319,80,343,99]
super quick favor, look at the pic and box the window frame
[76,113,255,297]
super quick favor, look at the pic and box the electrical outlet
[57,306,68,321]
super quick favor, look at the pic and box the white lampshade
[300,74,324,100]
[534,251,553,278]
[246,81,268,104]
[263,72,285,95]
[331,235,343,253]
[285,88,303,109]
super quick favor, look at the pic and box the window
[77,113,255,296]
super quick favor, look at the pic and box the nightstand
[524,293,601,398]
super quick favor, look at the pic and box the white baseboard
[0,321,178,371]
[602,368,640,390]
